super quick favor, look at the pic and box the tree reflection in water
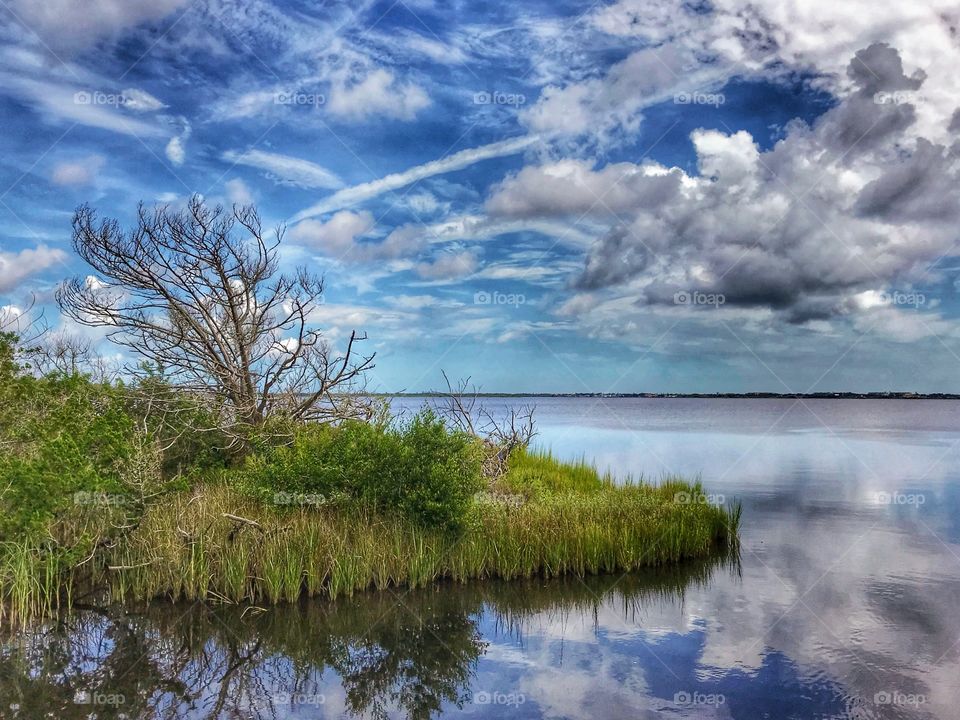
[0,553,736,719]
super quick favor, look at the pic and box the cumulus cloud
[486,158,684,217]
[585,0,960,143]
[0,245,68,292]
[222,149,343,190]
[289,212,424,263]
[290,210,375,255]
[494,45,960,328]
[51,155,105,186]
[326,67,430,121]
[165,120,190,166]
[224,178,254,206]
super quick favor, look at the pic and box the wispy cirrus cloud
[289,135,539,221]
[221,149,343,190]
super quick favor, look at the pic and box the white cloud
[398,32,468,65]
[326,67,430,121]
[290,210,375,255]
[120,87,166,112]
[165,120,190,166]
[222,149,343,190]
[51,155,105,186]
[0,73,164,137]
[9,0,188,53]
[520,43,729,144]
[224,178,254,206]
[495,44,960,333]
[584,0,960,143]
[0,245,68,293]
[290,135,539,221]
[415,251,477,280]
[386,294,457,310]
[290,212,426,264]
[486,158,683,217]
[165,137,185,165]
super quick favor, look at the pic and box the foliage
[241,410,485,528]
[0,334,740,626]
[105,476,738,607]
[127,366,232,477]
[0,334,136,539]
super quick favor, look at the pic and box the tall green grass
[102,449,739,607]
[2,449,739,625]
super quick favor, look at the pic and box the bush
[241,410,484,528]
[0,360,136,539]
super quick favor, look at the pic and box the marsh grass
[102,449,739,607]
[2,449,739,624]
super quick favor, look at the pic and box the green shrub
[241,410,484,528]
[0,366,136,539]
[127,369,232,476]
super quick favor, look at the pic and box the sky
[1,0,960,393]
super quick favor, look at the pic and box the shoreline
[382,392,960,400]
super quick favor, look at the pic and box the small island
[0,199,738,626]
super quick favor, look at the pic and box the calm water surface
[5,398,960,719]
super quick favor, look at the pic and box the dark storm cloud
[854,139,960,222]
[548,44,960,322]
[817,43,922,158]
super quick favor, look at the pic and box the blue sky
[2,0,960,392]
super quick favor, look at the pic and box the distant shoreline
[382,392,960,400]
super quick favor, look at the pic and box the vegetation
[102,456,736,607]
[0,198,740,628]
[239,413,485,529]
[0,329,739,628]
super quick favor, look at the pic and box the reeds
[1,450,740,625]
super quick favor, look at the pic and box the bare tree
[57,197,375,441]
[28,330,118,381]
[433,371,536,480]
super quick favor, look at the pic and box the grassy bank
[110,459,737,605]
[0,333,738,626]
[1,450,738,624]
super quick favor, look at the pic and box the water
[4,398,960,718]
